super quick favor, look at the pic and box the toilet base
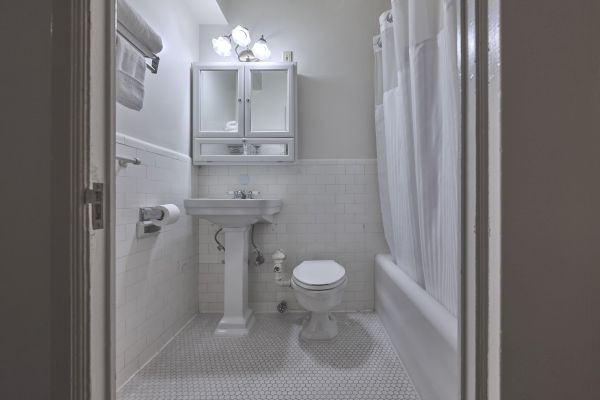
[300,312,338,341]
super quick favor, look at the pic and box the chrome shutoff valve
[277,301,288,314]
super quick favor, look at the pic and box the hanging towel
[116,35,146,110]
[117,0,163,54]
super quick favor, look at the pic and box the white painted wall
[116,0,201,155]
[199,0,390,159]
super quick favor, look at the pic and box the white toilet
[291,260,347,340]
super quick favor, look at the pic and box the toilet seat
[292,260,346,291]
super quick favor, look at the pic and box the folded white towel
[117,0,163,54]
[116,35,146,111]
[224,121,239,131]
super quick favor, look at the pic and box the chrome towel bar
[117,24,160,74]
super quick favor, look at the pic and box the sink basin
[184,198,282,228]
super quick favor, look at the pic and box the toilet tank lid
[292,260,346,287]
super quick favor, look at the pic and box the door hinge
[84,183,104,230]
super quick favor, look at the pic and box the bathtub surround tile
[118,313,420,400]
[196,159,388,314]
[115,138,200,388]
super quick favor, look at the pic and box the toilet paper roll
[151,204,180,226]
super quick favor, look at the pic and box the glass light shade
[231,25,251,47]
[251,37,271,60]
[212,36,232,57]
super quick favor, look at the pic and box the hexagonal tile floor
[118,313,420,400]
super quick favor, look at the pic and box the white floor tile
[118,312,420,400]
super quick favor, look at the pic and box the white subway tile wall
[115,140,199,388]
[196,160,388,314]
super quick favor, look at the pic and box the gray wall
[500,1,600,398]
[116,0,201,155]
[199,0,389,159]
[0,1,53,398]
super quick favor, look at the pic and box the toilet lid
[292,260,346,290]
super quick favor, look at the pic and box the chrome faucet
[229,189,260,199]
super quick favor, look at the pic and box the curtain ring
[386,13,393,23]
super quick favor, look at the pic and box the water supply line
[214,228,225,252]
[215,225,265,266]
[250,224,265,265]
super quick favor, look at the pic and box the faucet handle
[246,190,260,199]
[227,190,245,199]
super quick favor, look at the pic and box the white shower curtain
[374,0,460,316]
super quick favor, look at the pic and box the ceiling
[182,0,228,25]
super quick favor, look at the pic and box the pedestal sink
[184,198,282,336]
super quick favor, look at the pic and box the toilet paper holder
[137,220,161,238]
[139,207,164,222]
[137,207,164,238]
[136,205,181,239]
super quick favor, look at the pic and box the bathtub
[375,254,458,400]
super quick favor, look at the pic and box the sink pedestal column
[214,226,255,336]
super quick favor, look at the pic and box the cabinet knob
[246,98,250,103]
[238,98,242,103]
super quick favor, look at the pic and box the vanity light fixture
[212,27,271,62]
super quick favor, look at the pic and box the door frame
[105,0,117,398]
[51,0,90,400]
[50,0,94,398]
[59,0,500,398]
[461,0,501,399]
[51,0,115,398]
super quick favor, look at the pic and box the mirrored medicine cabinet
[192,62,297,164]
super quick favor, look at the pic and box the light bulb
[212,36,232,57]
[231,25,251,47]
[251,35,271,61]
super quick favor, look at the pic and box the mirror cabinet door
[196,67,243,137]
[245,66,294,137]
